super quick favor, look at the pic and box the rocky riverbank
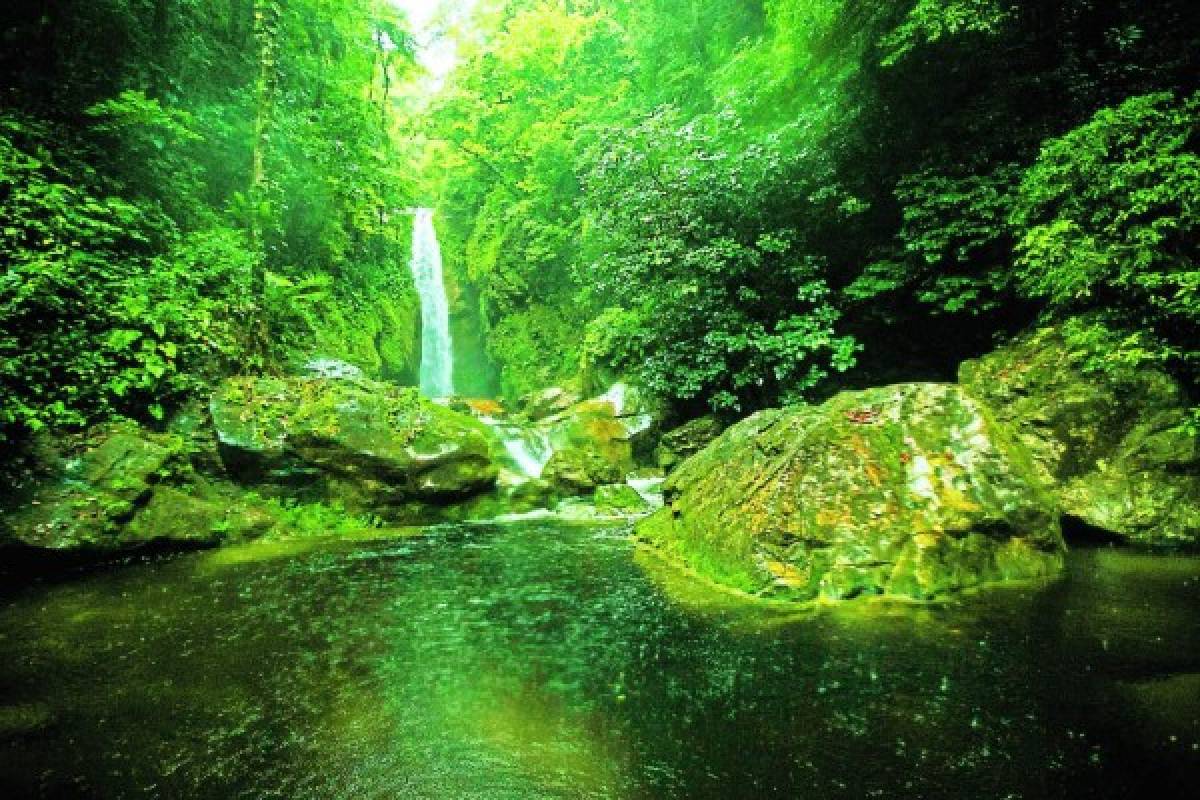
[637,325,1199,602]
[3,326,1196,602]
[0,373,666,571]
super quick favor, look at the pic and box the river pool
[0,520,1197,798]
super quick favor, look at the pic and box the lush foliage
[1013,91,1199,374]
[0,0,418,442]
[429,0,1199,410]
[2,0,1198,448]
[579,109,857,411]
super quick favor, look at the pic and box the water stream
[407,209,557,481]
[0,522,1197,799]
[481,416,555,479]
[410,208,454,398]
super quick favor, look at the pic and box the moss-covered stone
[636,383,1064,602]
[534,384,666,493]
[960,325,1199,547]
[505,479,559,513]
[542,446,626,493]
[122,484,279,546]
[210,376,499,514]
[0,424,214,558]
[593,483,651,514]
[518,386,581,421]
[655,415,725,472]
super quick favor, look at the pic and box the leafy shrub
[880,0,1013,66]
[0,113,258,432]
[850,165,1022,316]
[1012,91,1200,378]
[580,108,857,413]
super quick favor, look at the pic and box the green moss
[635,508,765,594]
[637,383,1065,603]
[310,292,420,382]
[210,376,499,513]
[593,484,651,514]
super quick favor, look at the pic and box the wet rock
[960,325,1200,547]
[637,383,1063,602]
[504,478,558,512]
[0,424,200,557]
[543,445,626,493]
[519,386,581,421]
[538,382,670,491]
[122,485,279,546]
[594,484,651,514]
[210,376,499,511]
[655,415,725,472]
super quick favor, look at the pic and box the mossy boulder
[504,479,559,513]
[655,415,725,472]
[542,445,626,493]
[535,383,668,493]
[0,424,216,558]
[594,483,651,514]
[122,484,279,546]
[518,386,580,421]
[210,376,499,513]
[960,326,1199,547]
[636,383,1063,602]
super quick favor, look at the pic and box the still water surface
[0,520,1197,798]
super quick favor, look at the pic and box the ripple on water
[0,522,1197,799]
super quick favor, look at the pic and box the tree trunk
[250,0,281,301]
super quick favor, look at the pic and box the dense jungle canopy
[2,0,1198,471]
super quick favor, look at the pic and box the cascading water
[410,208,454,398]
[479,417,554,479]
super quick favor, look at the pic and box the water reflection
[0,522,1196,798]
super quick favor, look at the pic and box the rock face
[542,445,626,493]
[122,484,278,545]
[518,386,581,421]
[0,425,231,559]
[655,415,725,472]
[536,400,633,494]
[960,326,1199,547]
[637,383,1064,601]
[210,376,499,512]
[593,483,652,514]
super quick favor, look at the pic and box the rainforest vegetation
[2,0,1198,459]
[2,5,1200,796]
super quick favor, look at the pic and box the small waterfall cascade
[480,416,554,479]
[409,208,454,397]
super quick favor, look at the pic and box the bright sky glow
[390,0,476,81]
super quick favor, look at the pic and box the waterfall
[409,208,454,397]
[485,418,554,479]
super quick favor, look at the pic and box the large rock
[0,424,218,558]
[636,383,1063,602]
[542,445,626,493]
[960,325,1199,547]
[593,483,651,514]
[536,382,665,493]
[655,415,725,472]
[210,376,499,510]
[518,386,580,421]
[121,484,279,546]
